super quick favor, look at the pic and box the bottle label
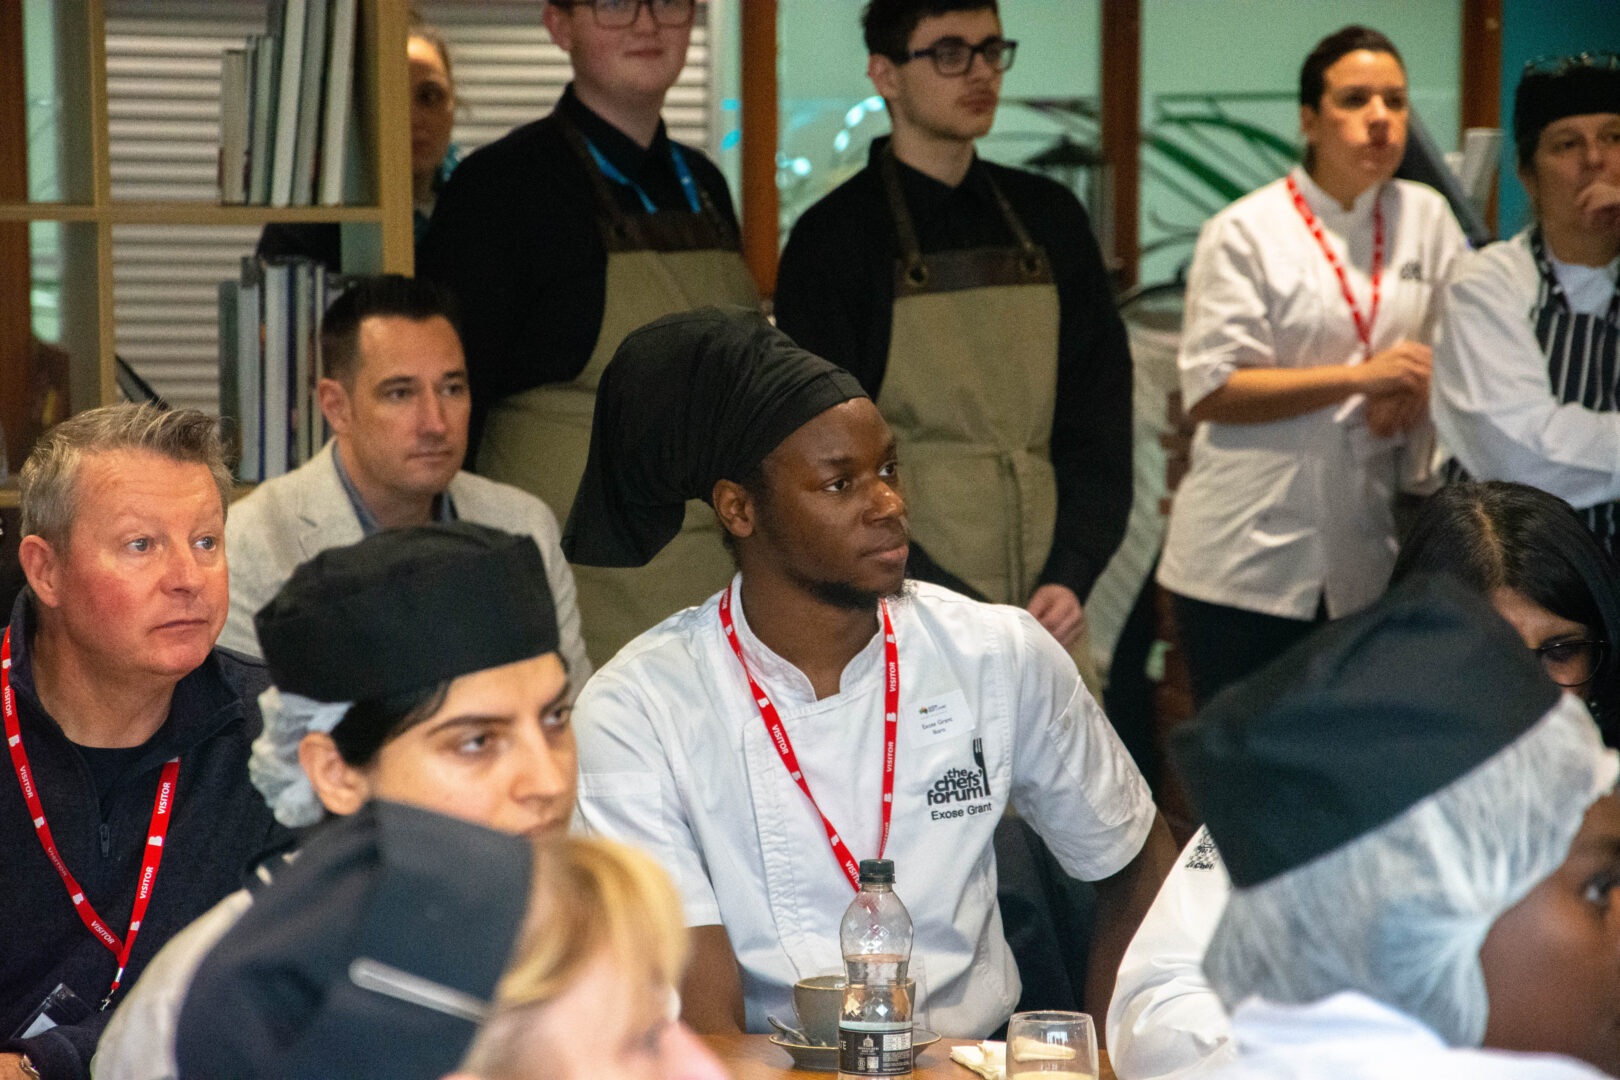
[838,1020,912,1077]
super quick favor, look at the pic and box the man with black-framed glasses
[776,0,1134,690]
[418,0,759,667]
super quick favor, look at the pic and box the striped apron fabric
[1530,228,1620,550]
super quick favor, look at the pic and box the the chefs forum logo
[926,738,993,806]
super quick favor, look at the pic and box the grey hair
[19,403,233,545]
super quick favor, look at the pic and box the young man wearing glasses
[1432,56,1620,555]
[418,0,758,665]
[775,0,1133,669]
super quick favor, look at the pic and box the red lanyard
[1287,173,1385,358]
[717,583,898,892]
[2,627,180,1008]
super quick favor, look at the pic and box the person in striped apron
[1432,57,1620,552]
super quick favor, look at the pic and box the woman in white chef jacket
[1157,25,1466,706]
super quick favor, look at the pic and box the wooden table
[704,1034,1116,1080]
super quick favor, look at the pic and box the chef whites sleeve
[572,672,724,928]
[1106,828,1236,1080]
[1431,245,1620,510]
[1177,214,1279,412]
[1005,610,1157,882]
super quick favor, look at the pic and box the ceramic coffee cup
[792,975,917,1047]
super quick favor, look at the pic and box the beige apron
[875,149,1101,688]
[477,117,760,664]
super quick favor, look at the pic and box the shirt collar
[868,136,998,212]
[1229,991,1446,1053]
[1290,164,1385,225]
[558,82,673,184]
[331,445,454,536]
[722,574,887,710]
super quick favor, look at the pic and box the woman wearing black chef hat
[1432,55,1620,554]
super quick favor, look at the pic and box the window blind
[105,0,718,414]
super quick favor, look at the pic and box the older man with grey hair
[1,404,283,1080]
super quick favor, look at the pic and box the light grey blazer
[221,442,593,686]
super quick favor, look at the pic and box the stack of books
[219,257,351,482]
[219,0,361,207]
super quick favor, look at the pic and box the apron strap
[556,110,649,249]
[880,143,932,288]
[1530,226,1620,327]
[556,110,739,252]
[879,142,1049,290]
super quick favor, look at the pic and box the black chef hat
[562,305,868,568]
[254,522,559,703]
[1514,61,1620,167]
[175,800,532,1080]
[1173,574,1560,889]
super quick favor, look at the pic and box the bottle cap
[858,859,894,884]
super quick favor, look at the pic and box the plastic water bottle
[838,858,914,1079]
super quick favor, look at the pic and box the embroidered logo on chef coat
[1399,259,1424,282]
[926,738,993,805]
[1185,830,1222,871]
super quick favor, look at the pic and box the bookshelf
[0,0,416,490]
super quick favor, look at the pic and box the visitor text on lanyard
[2,627,180,1008]
[1287,174,1385,359]
[718,584,898,892]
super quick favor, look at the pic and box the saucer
[768,1028,940,1072]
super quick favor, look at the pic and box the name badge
[912,690,973,741]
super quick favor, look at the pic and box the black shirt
[774,138,1133,601]
[417,85,742,457]
[75,743,148,811]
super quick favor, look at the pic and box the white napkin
[951,1036,1082,1078]
[949,1040,1006,1079]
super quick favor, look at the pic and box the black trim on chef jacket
[775,137,1133,602]
[417,84,742,460]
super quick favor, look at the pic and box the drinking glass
[1005,1011,1099,1079]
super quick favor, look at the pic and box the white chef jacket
[1431,229,1620,509]
[573,576,1155,1037]
[1158,168,1467,619]
[1108,828,1233,1080]
[1174,992,1609,1079]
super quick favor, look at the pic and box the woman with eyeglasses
[418,0,760,668]
[1156,25,1468,708]
[1431,57,1620,555]
[1391,480,1620,741]
[1107,479,1620,1080]
[776,0,1135,683]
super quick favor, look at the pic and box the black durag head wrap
[563,306,868,568]
[1514,62,1620,168]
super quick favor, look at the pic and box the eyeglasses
[1523,52,1620,76]
[1533,639,1609,687]
[902,36,1018,77]
[553,0,696,30]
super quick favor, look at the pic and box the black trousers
[1171,592,1326,709]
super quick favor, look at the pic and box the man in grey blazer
[221,275,591,684]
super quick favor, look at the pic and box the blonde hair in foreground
[461,836,688,1074]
